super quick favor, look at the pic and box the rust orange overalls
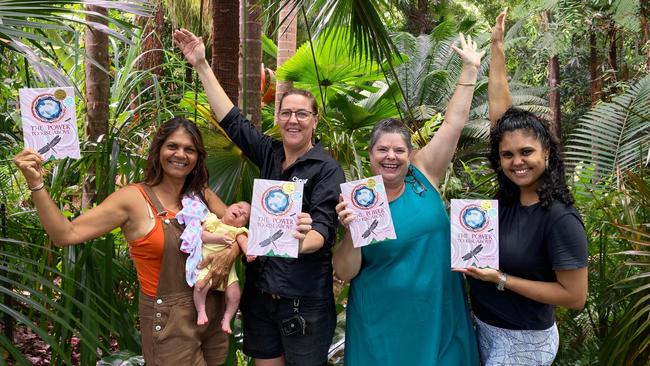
[136,184,228,365]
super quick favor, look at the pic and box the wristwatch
[496,271,507,291]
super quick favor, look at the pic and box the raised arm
[173,28,234,122]
[412,33,484,187]
[13,149,133,246]
[488,9,512,126]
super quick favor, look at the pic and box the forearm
[299,230,324,254]
[488,42,512,125]
[332,232,362,282]
[195,61,235,121]
[502,273,586,310]
[31,189,78,246]
[444,65,479,129]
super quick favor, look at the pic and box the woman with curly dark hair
[454,9,588,366]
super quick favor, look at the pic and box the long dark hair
[144,117,208,203]
[488,107,573,209]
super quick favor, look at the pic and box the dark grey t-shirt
[468,200,588,330]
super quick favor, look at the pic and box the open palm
[451,33,484,69]
[173,28,206,67]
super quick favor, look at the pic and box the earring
[545,156,549,170]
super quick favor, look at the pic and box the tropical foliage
[0,0,649,364]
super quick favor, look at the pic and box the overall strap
[140,184,168,218]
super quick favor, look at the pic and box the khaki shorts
[139,291,228,365]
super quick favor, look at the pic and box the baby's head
[222,201,251,227]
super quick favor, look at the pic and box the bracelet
[29,182,45,192]
[457,82,476,86]
[496,271,507,291]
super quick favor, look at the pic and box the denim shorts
[240,285,336,366]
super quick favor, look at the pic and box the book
[247,179,304,258]
[340,175,396,248]
[19,87,79,160]
[450,199,499,269]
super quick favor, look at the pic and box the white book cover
[340,175,396,248]
[450,199,499,269]
[247,179,304,258]
[19,87,79,160]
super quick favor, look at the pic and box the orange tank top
[128,184,176,296]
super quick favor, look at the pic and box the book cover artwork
[248,179,304,258]
[340,175,396,248]
[450,199,499,269]
[19,87,79,160]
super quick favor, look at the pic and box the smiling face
[369,132,411,187]
[498,129,548,194]
[159,127,198,181]
[222,201,251,227]
[277,94,318,153]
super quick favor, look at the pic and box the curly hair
[144,117,208,204]
[488,107,573,209]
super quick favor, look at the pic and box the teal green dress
[344,165,479,365]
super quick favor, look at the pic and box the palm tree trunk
[541,11,561,139]
[589,28,602,106]
[239,0,262,127]
[607,21,618,78]
[274,0,298,116]
[83,5,110,208]
[212,0,240,105]
[140,3,165,77]
[641,0,650,71]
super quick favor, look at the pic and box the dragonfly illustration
[361,219,379,239]
[462,244,484,264]
[258,229,284,249]
[38,135,61,155]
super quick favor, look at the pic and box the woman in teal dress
[333,33,482,366]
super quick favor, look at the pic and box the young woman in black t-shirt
[453,10,588,365]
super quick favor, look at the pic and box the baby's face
[224,201,251,227]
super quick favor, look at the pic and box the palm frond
[566,75,650,184]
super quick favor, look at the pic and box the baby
[177,198,251,334]
[197,202,250,333]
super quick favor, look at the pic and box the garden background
[0,0,648,365]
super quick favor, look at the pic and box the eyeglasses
[278,109,316,122]
[405,167,427,196]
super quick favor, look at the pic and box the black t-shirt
[221,107,345,299]
[468,200,588,330]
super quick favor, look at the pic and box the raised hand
[13,149,45,189]
[451,33,485,70]
[492,9,507,44]
[173,28,206,67]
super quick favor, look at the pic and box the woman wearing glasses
[174,29,345,366]
[333,33,482,365]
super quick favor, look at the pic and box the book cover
[19,87,79,160]
[450,199,499,269]
[247,179,304,258]
[340,175,396,248]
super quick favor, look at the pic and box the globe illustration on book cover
[352,185,377,209]
[460,205,488,232]
[32,94,65,123]
[262,188,291,215]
